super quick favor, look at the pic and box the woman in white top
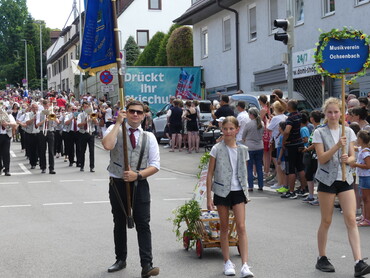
[313,97,370,277]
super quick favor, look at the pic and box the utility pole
[38,22,43,92]
[21,39,28,90]
[79,0,84,97]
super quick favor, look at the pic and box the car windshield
[199,102,211,113]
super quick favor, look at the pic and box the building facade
[175,0,370,107]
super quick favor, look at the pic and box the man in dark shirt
[211,95,234,124]
[282,99,307,199]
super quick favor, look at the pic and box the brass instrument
[43,103,56,136]
[89,103,98,120]
[48,103,57,121]
[0,108,11,126]
[86,103,97,134]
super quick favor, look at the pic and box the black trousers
[38,131,55,171]
[28,133,39,167]
[19,127,26,151]
[23,131,30,158]
[109,178,153,267]
[67,131,81,165]
[54,130,63,155]
[0,134,11,172]
[79,132,94,169]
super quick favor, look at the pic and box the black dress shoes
[90,168,95,172]
[31,166,35,169]
[80,168,84,172]
[107,260,126,273]
[41,169,46,174]
[49,170,56,174]
[4,172,11,176]
[141,265,160,278]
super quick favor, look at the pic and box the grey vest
[107,128,149,177]
[212,141,249,198]
[314,125,354,186]
[23,112,34,133]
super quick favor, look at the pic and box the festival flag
[78,0,116,74]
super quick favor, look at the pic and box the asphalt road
[0,141,369,278]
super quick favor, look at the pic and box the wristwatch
[136,171,143,181]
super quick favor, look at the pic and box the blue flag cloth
[78,0,116,74]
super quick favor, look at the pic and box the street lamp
[21,39,28,90]
[35,21,43,92]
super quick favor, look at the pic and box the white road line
[0,182,19,185]
[83,201,110,204]
[10,151,16,158]
[163,198,191,201]
[0,204,32,208]
[59,179,84,182]
[155,178,177,180]
[160,167,197,177]
[28,181,52,184]
[19,163,32,174]
[43,202,73,206]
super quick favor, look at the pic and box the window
[269,0,278,32]
[295,0,304,24]
[223,17,231,51]
[323,0,335,15]
[355,0,370,5]
[148,0,161,10]
[137,30,149,48]
[248,4,257,41]
[201,27,208,58]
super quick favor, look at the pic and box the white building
[175,0,370,107]
[117,0,192,48]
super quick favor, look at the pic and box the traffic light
[274,17,294,47]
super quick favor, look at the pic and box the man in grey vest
[102,100,160,278]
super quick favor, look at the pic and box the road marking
[43,202,73,206]
[163,198,191,201]
[59,179,84,182]
[83,201,110,204]
[0,204,32,208]
[155,178,177,180]
[0,182,20,185]
[10,151,16,158]
[28,181,52,184]
[161,167,197,177]
[10,163,32,176]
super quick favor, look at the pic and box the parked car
[229,91,314,115]
[152,100,212,142]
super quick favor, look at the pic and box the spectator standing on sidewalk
[236,101,250,145]
[167,99,183,152]
[281,99,308,199]
[313,97,370,277]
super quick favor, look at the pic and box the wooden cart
[182,209,239,258]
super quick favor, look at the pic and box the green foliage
[134,31,165,66]
[314,27,370,85]
[155,24,181,66]
[166,26,194,66]
[197,152,210,179]
[27,44,37,82]
[124,36,140,66]
[171,199,201,247]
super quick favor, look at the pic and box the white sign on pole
[101,85,114,92]
[291,49,317,79]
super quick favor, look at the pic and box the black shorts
[304,157,318,182]
[214,190,247,209]
[169,124,182,134]
[285,144,305,175]
[317,181,353,195]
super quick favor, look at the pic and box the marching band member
[64,105,80,167]
[36,99,59,174]
[24,103,39,169]
[77,101,98,172]
[0,109,17,176]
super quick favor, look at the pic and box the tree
[155,24,181,66]
[134,32,165,66]
[166,27,194,67]
[124,36,140,66]
[27,44,37,85]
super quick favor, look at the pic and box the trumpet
[48,103,56,121]
[86,103,97,134]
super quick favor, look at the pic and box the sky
[27,0,84,30]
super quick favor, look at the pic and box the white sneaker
[163,144,170,149]
[270,184,282,190]
[240,263,254,277]
[224,260,236,276]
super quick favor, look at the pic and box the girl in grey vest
[312,97,370,276]
[206,116,254,278]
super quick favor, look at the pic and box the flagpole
[111,0,134,228]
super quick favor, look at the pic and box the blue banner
[124,67,202,112]
[321,38,368,74]
[78,0,116,74]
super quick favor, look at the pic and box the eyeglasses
[128,109,144,115]
[72,109,78,111]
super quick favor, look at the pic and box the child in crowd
[313,97,370,277]
[206,116,254,277]
[351,130,370,227]
[276,121,288,192]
